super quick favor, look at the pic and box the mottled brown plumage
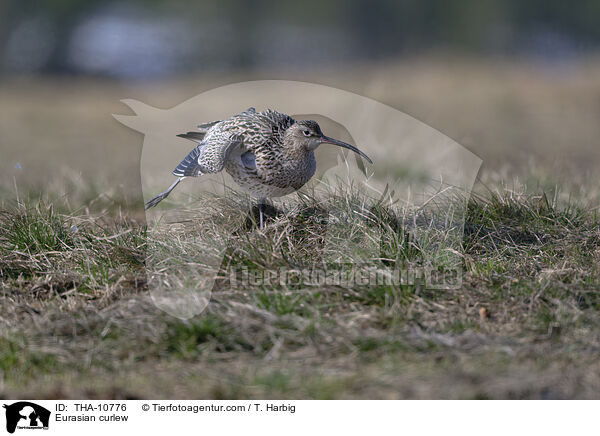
[145,108,372,226]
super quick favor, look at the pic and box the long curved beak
[320,136,373,164]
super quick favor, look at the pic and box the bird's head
[288,120,373,164]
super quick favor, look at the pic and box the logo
[114,80,481,319]
[3,402,50,434]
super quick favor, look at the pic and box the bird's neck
[281,131,311,161]
[282,145,312,163]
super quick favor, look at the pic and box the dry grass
[1,180,600,399]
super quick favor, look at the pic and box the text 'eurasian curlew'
[145,107,373,227]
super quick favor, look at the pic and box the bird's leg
[258,197,266,229]
[144,177,184,210]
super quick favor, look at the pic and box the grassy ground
[1,183,599,399]
[1,58,600,398]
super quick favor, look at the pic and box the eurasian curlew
[145,107,373,227]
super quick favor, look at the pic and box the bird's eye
[303,130,311,137]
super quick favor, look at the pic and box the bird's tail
[177,132,206,142]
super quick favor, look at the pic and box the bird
[145,107,373,228]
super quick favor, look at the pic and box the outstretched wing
[172,146,203,177]
[172,138,242,177]
[172,108,256,177]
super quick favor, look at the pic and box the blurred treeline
[1,0,600,78]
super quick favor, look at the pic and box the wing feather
[172,146,203,177]
[172,139,242,177]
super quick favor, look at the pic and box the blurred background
[1,0,600,211]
